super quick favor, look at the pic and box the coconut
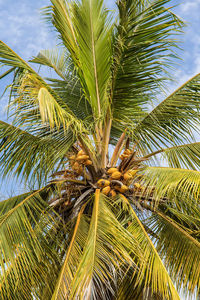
[111,171,122,180]
[97,179,110,188]
[107,167,118,175]
[77,149,85,156]
[85,159,92,165]
[76,155,89,161]
[123,172,132,181]
[119,185,129,193]
[102,186,111,195]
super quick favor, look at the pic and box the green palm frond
[146,211,200,295]
[0,41,98,167]
[42,0,79,65]
[31,48,93,122]
[120,195,180,300]
[0,186,62,300]
[51,204,89,300]
[46,77,93,121]
[0,41,89,135]
[134,73,200,153]
[162,200,200,233]
[30,48,68,80]
[0,66,15,80]
[72,0,113,120]
[163,142,200,170]
[116,271,145,300]
[44,0,113,121]
[9,70,86,134]
[139,167,200,205]
[0,41,33,70]
[53,190,143,299]
[144,141,200,170]
[111,0,183,129]
[0,120,74,184]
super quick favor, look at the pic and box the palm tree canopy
[0,0,200,299]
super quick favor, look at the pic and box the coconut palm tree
[0,0,200,299]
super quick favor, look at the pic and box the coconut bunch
[48,143,146,224]
[69,149,92,175]
[119,148,132,161]
[96,166,141,197]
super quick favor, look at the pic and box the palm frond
[146,211,200,295]
[72,0,113,120]
[143,141,200,170]
[44,0,113,121]
[46,76,93,122]
[42,0,79,65]
[0,120,74,184]
[0,41,33,70]
[120,195,180,300]
[134,73,200,153]
[160,199,200,233]
[139,166,200,205]
[53,190,143,299]
[20,52,94,128]
[33,52,94,122]
[111,0,183,130]
[10,70,86,134]
[0,66,15,80]
[51,204,89,300]
[0,186,62,299]
[30,48,94,123]
[163,142,200,170]
[0,41,89,136]
[30,48,68,80]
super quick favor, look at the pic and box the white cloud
[0,0,56,60]
[180,0,200,14]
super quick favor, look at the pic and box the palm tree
[0,0,200,298]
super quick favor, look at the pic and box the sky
[0,0,200,198]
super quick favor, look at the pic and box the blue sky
[0,0,200,198]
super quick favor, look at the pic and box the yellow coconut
[107,167,118,175]
[119,155,125,160]
[77,149,85,156]
[119,185,129,193]
[123,172,132,181]
[102,186,111,195]
[85,159,92,165]
[110,189,117,197]
[111,171,122,180]
[97,179,110,188]
[76,155,89,161]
